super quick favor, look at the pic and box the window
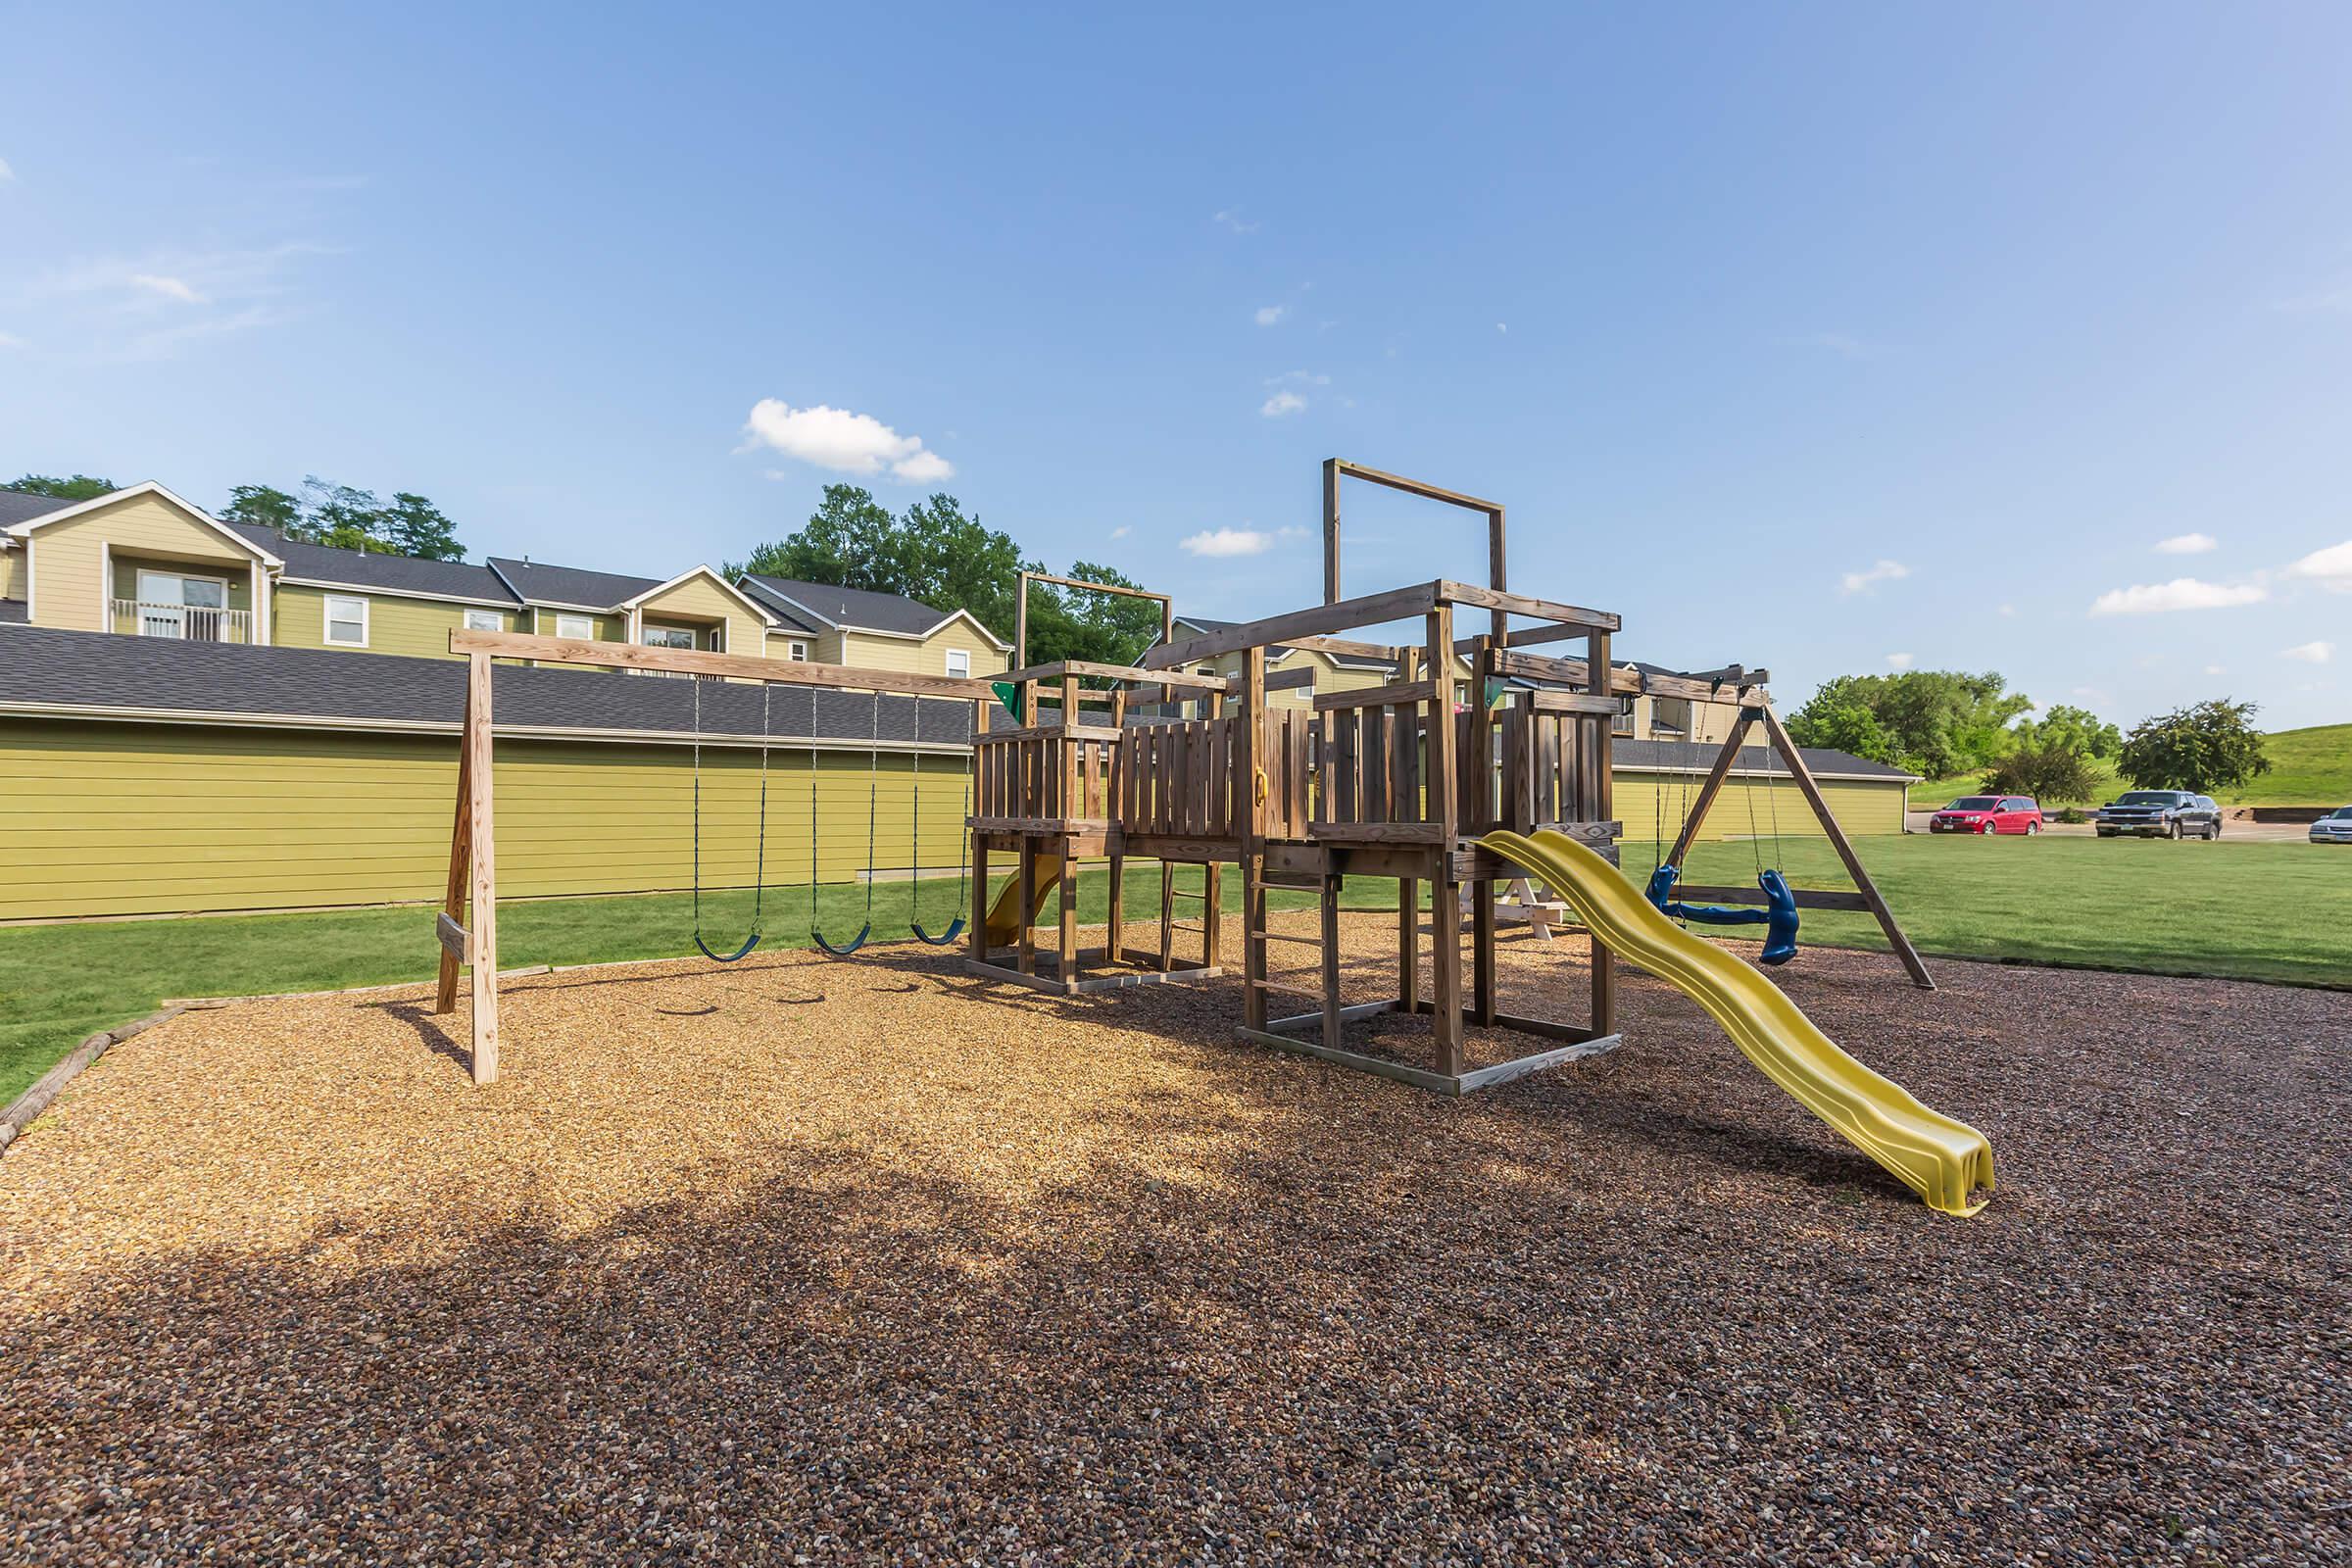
[555,612,594,640]
[465,609,504,632]
[131,569,229,641]
[786,640,809,662]
[945,649,970,678]
[1614,695,1638,737]
[324,594,368,647]
[644,626,696,650]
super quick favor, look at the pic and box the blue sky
[4,4,2349,730]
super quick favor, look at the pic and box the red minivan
[1929,795,2044,835]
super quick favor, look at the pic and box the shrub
[1982,743,2098,804]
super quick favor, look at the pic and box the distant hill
[1911,722,2350,808]
[2238,723,2352,807]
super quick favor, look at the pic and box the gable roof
[486,556,662,612]
[617,564,777,624]
[740,575,1009,648]
[226,522,521,605]
[2,482,283,566]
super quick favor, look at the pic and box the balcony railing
[111,599,254,644]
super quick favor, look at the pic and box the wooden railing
[1118,716,1239,838]
[1490,690,1613,833]
[971,721,1119,830]
[1309,687,1441,843]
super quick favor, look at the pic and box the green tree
[2117,699,2270,795]
[1781,690,1896,764]
[2011,703,2123,760]
[1982,743,2098,804]
[378,493,465,561]
[9,473,117,501]
[729,485,1034,645]
[1784,669,2031,778]
[220,484,303,535]
[1022,562,1166,672]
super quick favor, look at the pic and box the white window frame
[132,567,230,639]
[464,609,505,633]
[554,612,594,640]
[323,593,370,648]
[786,640,809,662]
[643,624,697,651]
[944,648,971,679]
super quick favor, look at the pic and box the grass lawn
[1913,721,2351,808]
[6,836,2347,1104]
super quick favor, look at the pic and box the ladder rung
[1256,931,1322,948]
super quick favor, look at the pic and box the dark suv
[2095,790,2223,840]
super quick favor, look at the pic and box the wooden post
[1158,864,1177,970]
[1320,873,1344,1054]
[1203,681,1225,971]
[1107,687,1126,960]
[433,688,474,1015]
[1588,628,1617,1035]
[1424,604,1462,1077]
[1240,646,1269,1032]
[1016,842,1036,976]
[464,652,500,1085]
[1322,458,1343,605]
[1756,702,1936,990]
[1057,833,1079,985]
[1469,635,1497,1026]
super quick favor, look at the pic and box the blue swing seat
[910,916,965,947]
[1646,864,1799,965]
[694,930,762,964]
[811,922,872,959]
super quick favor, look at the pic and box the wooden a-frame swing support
[1658,699,1936,990]
[430,628,1003,1085]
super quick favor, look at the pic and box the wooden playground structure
[433,459,1926,1094]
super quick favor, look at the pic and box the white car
[2312,806,2352,845]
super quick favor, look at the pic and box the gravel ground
[3,910,2346,1565]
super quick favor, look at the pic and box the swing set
[1642,688,1932,988]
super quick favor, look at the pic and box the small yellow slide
[1480,829,1994,1216]
[983,852,1064,946]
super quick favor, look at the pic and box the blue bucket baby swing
[1646,708,1800,964]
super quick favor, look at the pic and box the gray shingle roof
[0,599,26,625]
[486,556,662,610]
[0,489,71,528]
[733,578,825,635]
[0,624,973,746]
[227,523,520,604]
[743,575,996,641]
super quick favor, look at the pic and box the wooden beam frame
[1659,701,1935,990]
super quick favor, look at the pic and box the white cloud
[1254,304,1286,326]
[2088,578,2267,614]
[1180,527,1277,558]
[1885,652,1914,669]
[2284,539,2352,591]
[1495,321,1507,334]
[1259,389,1306,417]
[2204,663,2226,675]
[1838,559,1910,595]
[1212,209,1258,234]
[1109,525,1131,540]
[128,273,204,304]
[739,399,954,483]
[1268,369,1328,386]
[0,157,14,181]
[2281,640,2334,664]
[2154,532,2217,555]
[1997,603,2019,617]
[0,331,19,349]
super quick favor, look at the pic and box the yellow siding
[841,620,1007,678]
[765,627,843,663]
[1616,768,1907,844]
[0,719,977,921]
[25,493,263,633]
[632,574,764,657]
[272,585,502,659]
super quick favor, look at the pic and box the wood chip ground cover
[2,909,2344,1564]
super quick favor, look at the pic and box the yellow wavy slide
[983,853,1064,946]
[1480,829,1994,1216]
